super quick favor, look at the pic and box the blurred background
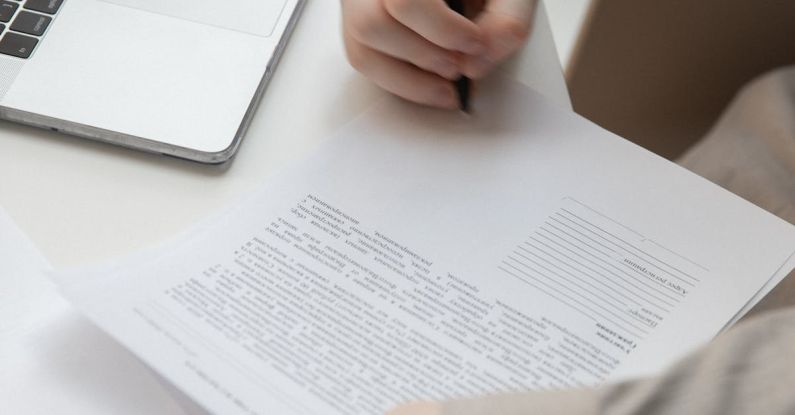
[547,0,795,160]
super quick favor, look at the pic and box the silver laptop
[0,0,304,164]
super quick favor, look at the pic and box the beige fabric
[441,66,795,415]
[679,67,795,225]
[443,309,795,415]
[679,66,795,316]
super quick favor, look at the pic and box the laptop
[0,0,305,164]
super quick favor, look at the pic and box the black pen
[446,0,471,113]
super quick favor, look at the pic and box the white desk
[0,1,569,414]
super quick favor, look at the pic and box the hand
[341,0,537,109]
[462,0,538,78]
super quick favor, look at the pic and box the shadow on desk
[0,119,230,177]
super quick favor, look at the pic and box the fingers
[344,30,459,109]
[463,0,537,79]
[384,0,485,54]
[341,0,500,109]
[385,402,443,415]
[344,0,462,80]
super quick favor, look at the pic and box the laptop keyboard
[0,0,63,59]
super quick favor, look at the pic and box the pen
[446,0,471,112]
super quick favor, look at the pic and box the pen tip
[454,76,471,114]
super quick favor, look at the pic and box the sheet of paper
[0,207,194,415]
[723,253,795,328]
[59,77,795,415]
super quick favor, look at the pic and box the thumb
[462,0,537,79]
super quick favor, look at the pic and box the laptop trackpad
[101,0,289,37]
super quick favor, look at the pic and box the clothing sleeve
[677,66,795,317]
[678,66,795,227]
[442,309,795,415]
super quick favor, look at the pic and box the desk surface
[0,1,569,269]
[0,1,569,414]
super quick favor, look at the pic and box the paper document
[724,253,795,328]
[59,77,795,415]
[0,208,194,414]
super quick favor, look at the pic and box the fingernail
[460,38,485,55]
[432,58,459,80]
[431,84,457,109]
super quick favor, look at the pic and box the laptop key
[24,0,62,15]
[0,1,19,23]
[10,10,50,35]
[0,23,4,34]
[0,31,38,58]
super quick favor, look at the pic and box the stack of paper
[0,206,206,414]
[55,78,795,415]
